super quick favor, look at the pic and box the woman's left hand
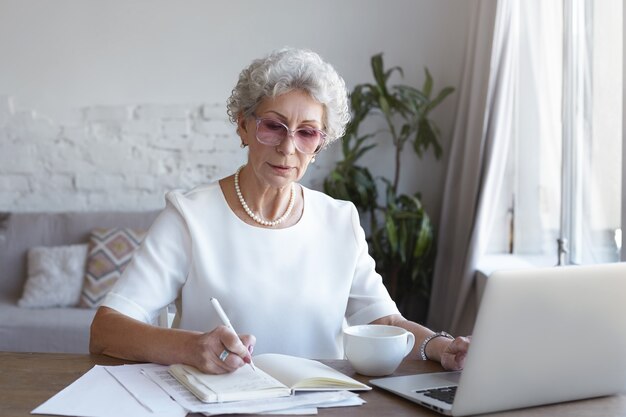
[440,336,471,371]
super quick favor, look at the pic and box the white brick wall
[0,95,338,213]
[0,96,248,212]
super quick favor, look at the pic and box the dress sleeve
[101,194,192,324]
[344,204,400,325]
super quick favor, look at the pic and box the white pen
[210,297,256,371]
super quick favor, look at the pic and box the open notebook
[169,353,371,403]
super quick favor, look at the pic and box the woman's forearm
[89,306,199,365]
[370,314,451,361]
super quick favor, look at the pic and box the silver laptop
[370,262,626,416]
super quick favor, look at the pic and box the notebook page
[254,354,370,390]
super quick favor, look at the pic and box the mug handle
[404,332,416,357]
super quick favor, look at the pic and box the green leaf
[414,117,442,160]
[380,98,391,119]
[354,143,378,161]
[330,170,343,181]
[385,215,398,252]
[385,66,404,83]
[422,67,433,98]
[355,133,376,148]
[393,210,420,220]
[371,54,388,95]
[414,216,433,258]
[381,178,396,207]
[395,85,428,105]
[406,192,423,211]
[425,86,455,114]
[399,124,411,141]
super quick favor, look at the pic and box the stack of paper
[32,356,368,416]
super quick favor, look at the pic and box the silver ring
[219,349,230,362]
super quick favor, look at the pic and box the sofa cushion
[80,228,146,308]
[0,296,97,353]
[19,244,88,308]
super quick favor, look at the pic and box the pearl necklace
[234,165,295,227]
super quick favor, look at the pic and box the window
[488,0,623,265]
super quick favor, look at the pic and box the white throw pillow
[18,244,89,308]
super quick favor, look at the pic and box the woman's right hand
[90,307,255,374]
[190,325,256,374]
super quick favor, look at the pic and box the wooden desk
[1,351,625,417]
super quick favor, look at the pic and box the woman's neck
[223,165,303,228]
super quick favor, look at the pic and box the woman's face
[238,89,324,190]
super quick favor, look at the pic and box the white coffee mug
[343,324,415,376]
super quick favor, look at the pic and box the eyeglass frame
[252,116,328,155]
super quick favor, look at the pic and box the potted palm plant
[324,53,454,323]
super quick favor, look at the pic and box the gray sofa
[0,210,159,353]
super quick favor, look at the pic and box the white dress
[102,182,400,359]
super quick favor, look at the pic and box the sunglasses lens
[294,128,323,154]
[256,119,285,146]
[256,118,325,154]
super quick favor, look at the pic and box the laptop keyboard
[416,386,457,404]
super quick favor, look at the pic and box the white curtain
[427,0,518,334]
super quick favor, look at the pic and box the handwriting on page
[153,369,198,399]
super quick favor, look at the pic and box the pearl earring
[311,157,316,163]
[240,143,247,149]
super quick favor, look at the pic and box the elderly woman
[90,48,470,374]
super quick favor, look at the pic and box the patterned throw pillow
[79,228,146,308]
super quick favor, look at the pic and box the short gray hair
[227,48,350,143]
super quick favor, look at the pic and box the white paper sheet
[104,364,186,414]
[32,365,186,417]
[259,396,365,415]
[260,406,318,415]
